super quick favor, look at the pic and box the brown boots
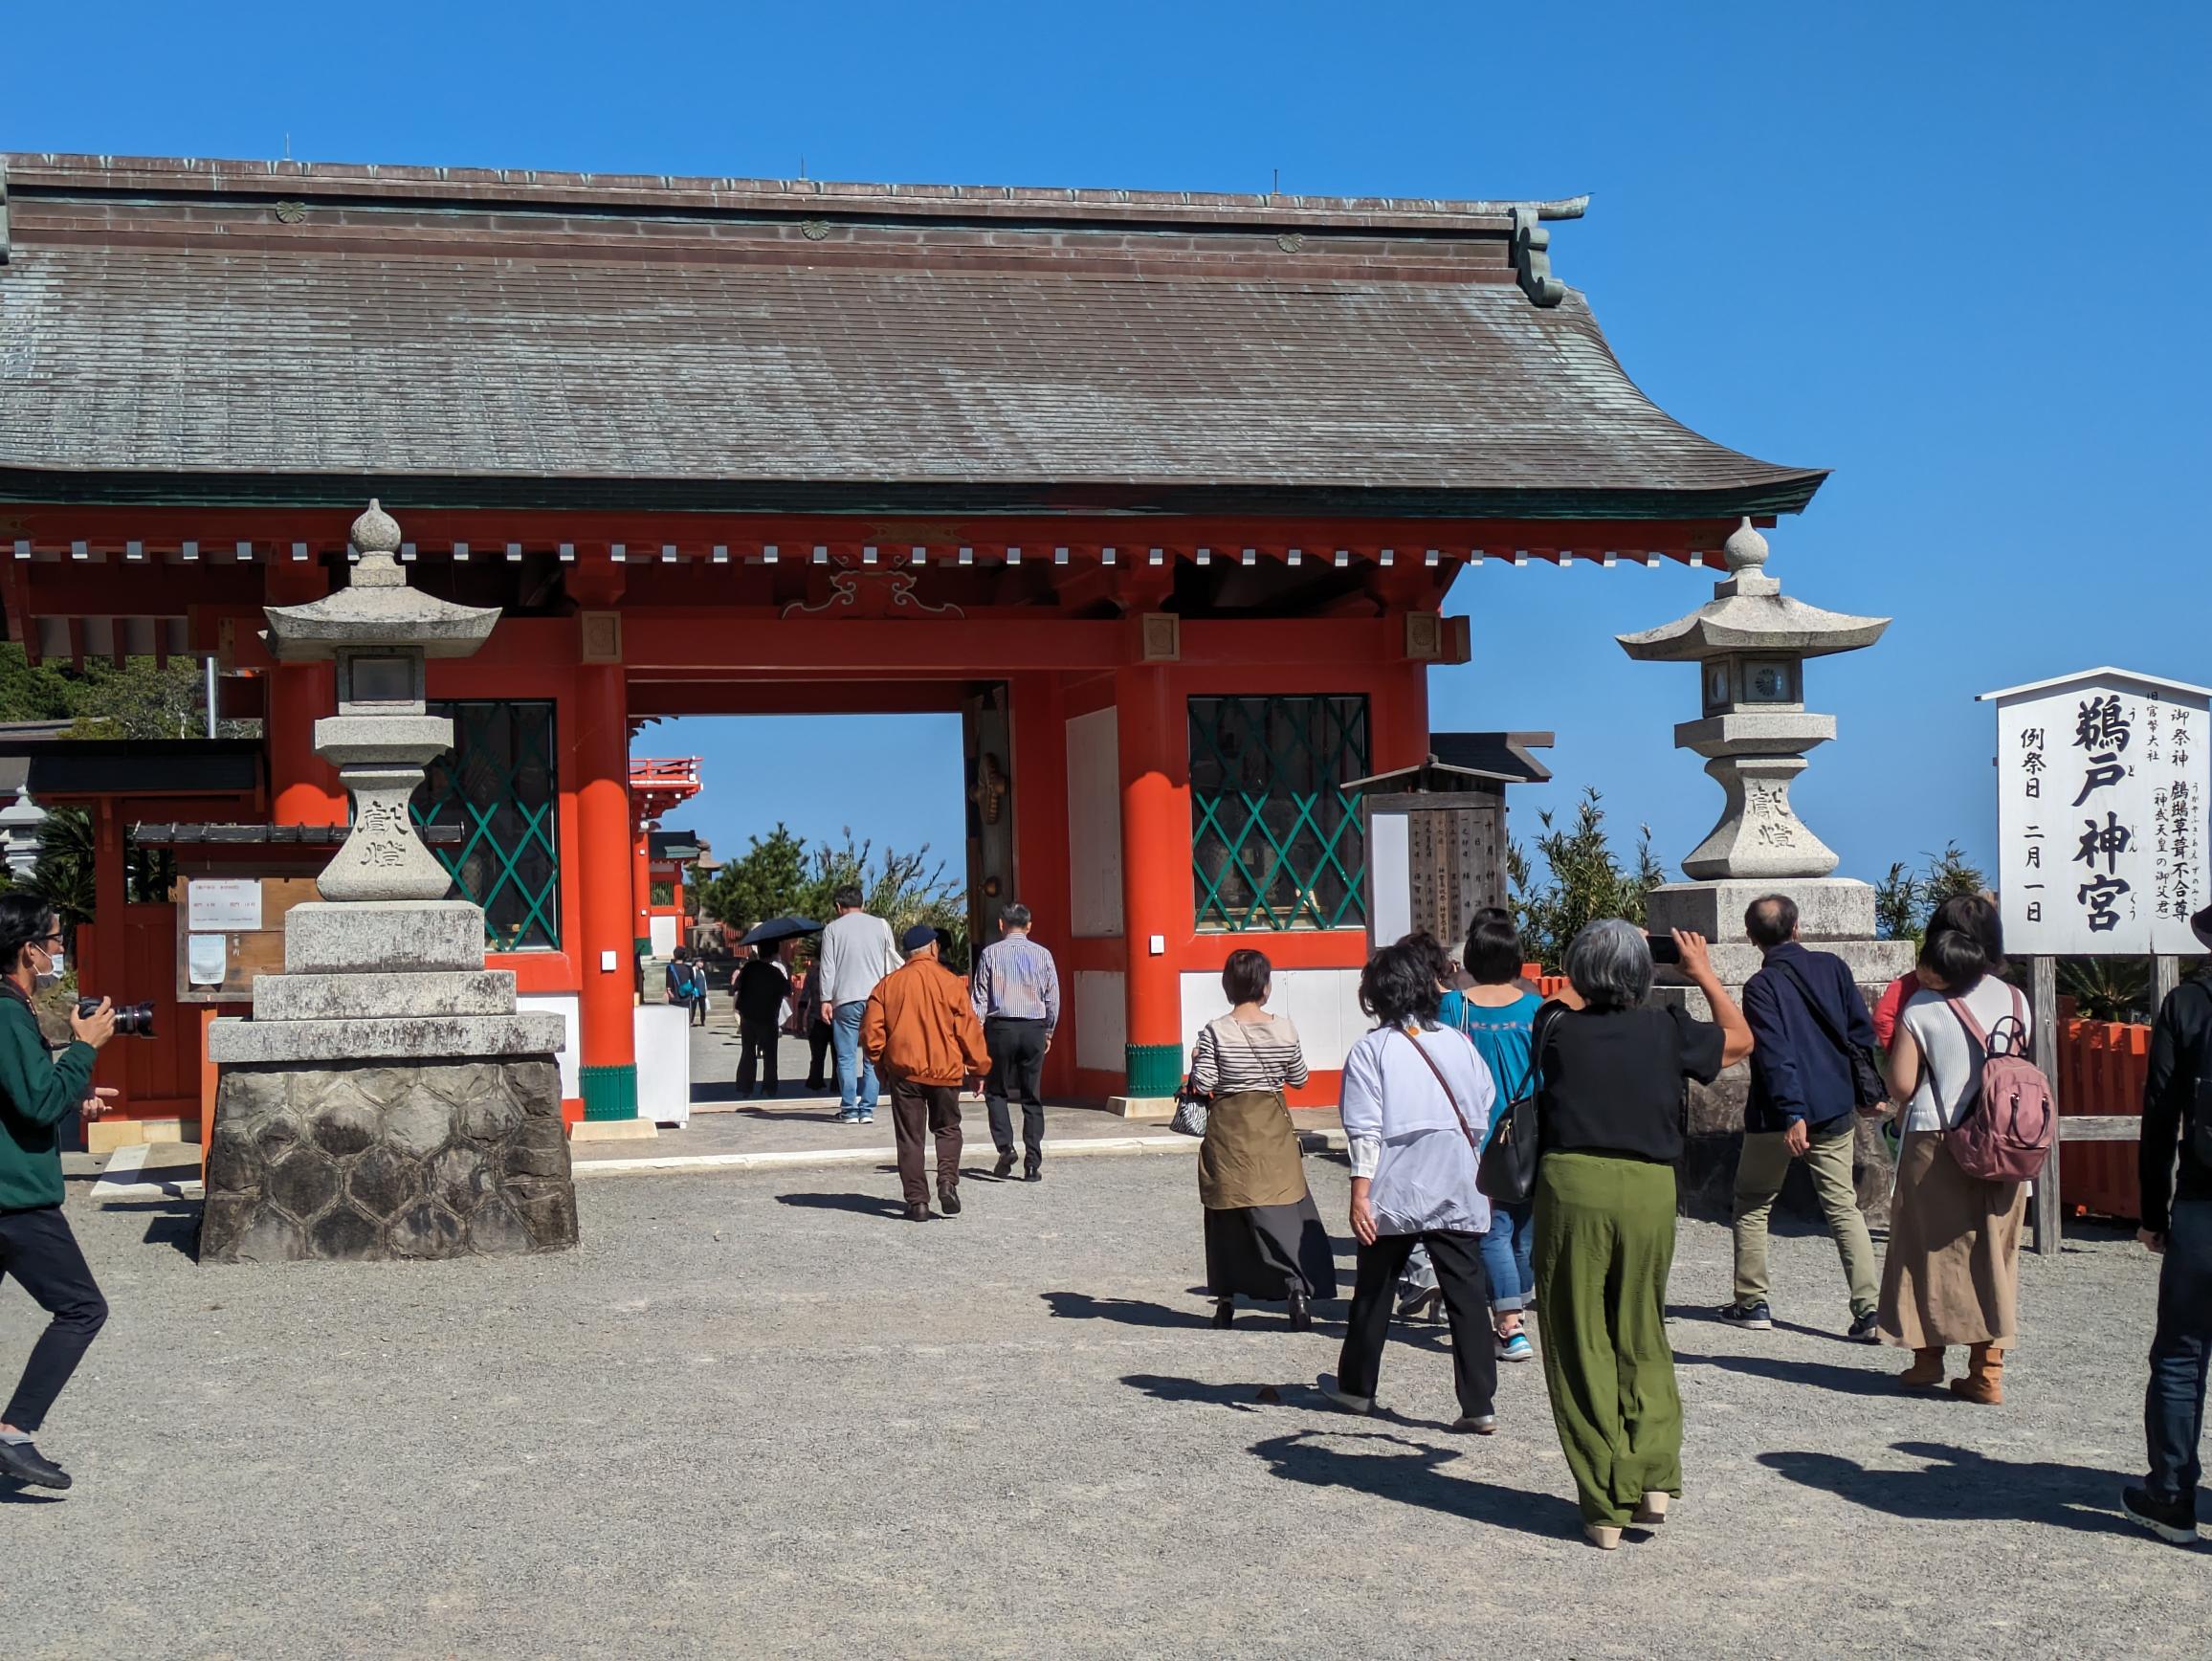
[1950,1343,2005,1405]
[1899,1348,1946,1388]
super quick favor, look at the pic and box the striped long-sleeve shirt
[971,933,1061,1034]
[1188,1014,1308,1095]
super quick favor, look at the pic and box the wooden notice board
[173,875,322,1004]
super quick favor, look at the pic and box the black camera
[78,998,157,1039]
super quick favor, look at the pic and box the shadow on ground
[775,1192,906,1219]
[1250,1428,1581,1538]
[1677,1351,1903,1399]
[1759,1440,2135,1537]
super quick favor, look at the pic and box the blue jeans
[2145,1197,2212,1510]
[831,1000,878,1118]
[1480,1200,1537,1314]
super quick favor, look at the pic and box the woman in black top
[1532,918,1750,1549]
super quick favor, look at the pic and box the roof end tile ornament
[1511,196,1588,307]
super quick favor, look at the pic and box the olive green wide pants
[1533,1151,1683,1528]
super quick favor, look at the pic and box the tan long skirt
[1878,1130,2025,1351]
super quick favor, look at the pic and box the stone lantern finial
[1722,517,1769,573]
[350,498,403,555]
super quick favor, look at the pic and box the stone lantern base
[204,898,578,1264]
[1646,876,1914,1226]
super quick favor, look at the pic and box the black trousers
[690,995,709,1028]
[0,1205,108,1433]
[806,1021,834,1090]
[984,1017,1049,1160]
[1337,1229,1495,1418]
[736,1017,781,1096]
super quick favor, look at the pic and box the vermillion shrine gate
[0,153,1825,1129]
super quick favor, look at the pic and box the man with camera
[1720,894,1884,1342]
[0,893,119,1492]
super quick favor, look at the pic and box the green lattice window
[412,700,562,951]
[1190,695,1369,931]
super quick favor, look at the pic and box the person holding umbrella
[734,938,793,1097]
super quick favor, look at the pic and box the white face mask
[30,942,63,987]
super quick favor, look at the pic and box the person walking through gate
[0,893,119,1492]
[863,924,989,1222]
[2122,901,2212,1546]
[1880,895,2029,1404]
[1190,949,1336,1329]
[817,885,901,1125]
[734,941,792,1098]
[665,946,709,1028]
[1319,936,1499,1430]
[971,902,1059,1182]
[1533,920,1746,1549]
[1721,895,1884,1341]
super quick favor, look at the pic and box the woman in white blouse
[1318,936,1499,1433]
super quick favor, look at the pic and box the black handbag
[1477,1005,1559,1207]
[1772,957,1888,1110]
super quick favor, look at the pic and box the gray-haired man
[972,902,1059,1181]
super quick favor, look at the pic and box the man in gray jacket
[815,885,901,1123]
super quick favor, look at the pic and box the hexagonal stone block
[308,1204,382,1260]
[231,1211,308,1264]
[355,1066,416,1108]
[467,1194,532,1254]
[253,1112,305,1164]
[264,1149,341,1223]
[383,1088,455,1159]
[199,1189,258,1253]
[427,1063,497,1108]
[221,1068,288,1120]
[307,1083,380,1160]
[505,1183,581,1251]
[388,1198,466,1259]
[206,1122,263,1193]
[454,1090,520,1143]
[506,1060,562,1116]
[346,1144,422,1220]
[428,1142,490,1211]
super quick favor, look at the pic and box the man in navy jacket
[1721,895,1882,1341]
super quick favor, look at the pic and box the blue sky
[11,2,2208,891]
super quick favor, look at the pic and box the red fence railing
[2053,1017,2149,1221]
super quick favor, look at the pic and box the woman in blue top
[1422,909,1544,1362]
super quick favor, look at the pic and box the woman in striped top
[1191,949,1338,1330]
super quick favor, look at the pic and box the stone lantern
[204,503,576,1265]
[0,786,47,880]
[1617,519,1913,1217]
[1617,519,1888,884]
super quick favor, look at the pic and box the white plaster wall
[1066,707,1124,938]
[1368,809,1412,949]
[1180,965,1369,1075]
[649,915,680,958]
[634,1004,693,1127]
[517,992,581,1099]
[1073,969,1126,1074]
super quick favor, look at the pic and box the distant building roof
[0,154,1825,520]
[1347,731,1555,793]
[649,829,703,862]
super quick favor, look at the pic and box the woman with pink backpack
[1879,896,2045,1405]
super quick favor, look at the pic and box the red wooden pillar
[263,564,344,824]
[1115,665,1188,1099]
[576,664,638,1120]
[1009,673,1074,1096]
[83,799,130,1109]
[631,823,653,962]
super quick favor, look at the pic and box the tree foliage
[0,643,254,739]
[1509,788,1664,973]
[699,824,969,968]
[1873,841,1989,944]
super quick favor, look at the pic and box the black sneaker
[1718,1300,1774,1331]
[1023,1159,1043,1183]
[2121,1484,2201,1545]
[992,1149,1018,1179]
[1847,1311,1882,1343]
[0,1438,72,1489]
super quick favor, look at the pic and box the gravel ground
[2,1153,2201,1659]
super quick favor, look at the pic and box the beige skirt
[1198,1090,1309,1210]
[1878,1129,2025,1351]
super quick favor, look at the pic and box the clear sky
[11,3,2208,888]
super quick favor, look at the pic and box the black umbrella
[738,916,823,947]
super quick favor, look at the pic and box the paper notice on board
[187,878,262,932]
[187,933,229,986]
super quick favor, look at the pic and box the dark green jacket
[0,990,95,1212]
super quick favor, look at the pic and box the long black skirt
[1205,1196,1339,1303]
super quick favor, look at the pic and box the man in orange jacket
[863,924,990,1222]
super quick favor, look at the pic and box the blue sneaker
[835,1110,859,1124]
[1719,1300,1774,1331]
[1497,1331,1535,1363]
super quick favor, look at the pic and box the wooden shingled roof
[0,153,1825,520]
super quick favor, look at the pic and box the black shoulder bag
[1771,957,1888,1111]
[1475,1004,1561,1207]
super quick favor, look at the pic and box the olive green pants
[1534,1152,1683,1528]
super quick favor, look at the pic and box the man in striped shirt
[971,902,1060,1181]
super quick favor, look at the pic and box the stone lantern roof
[262,501,500,662]
[1616,520,1888,664]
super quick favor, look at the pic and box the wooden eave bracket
[1511,199,1587,307]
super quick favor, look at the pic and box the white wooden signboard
[1980,668,2209,955]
